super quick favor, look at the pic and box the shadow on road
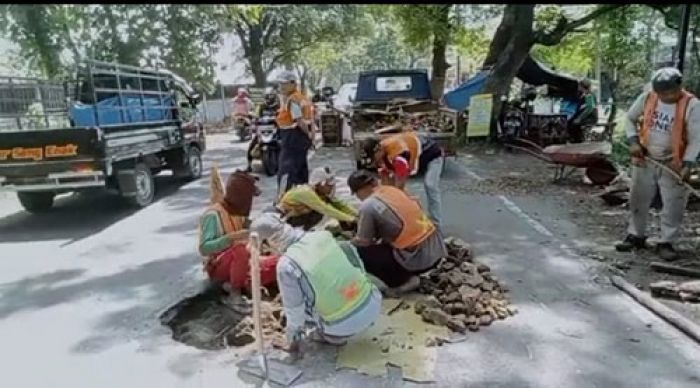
[0,176,184,246]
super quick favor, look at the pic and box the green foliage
[532,32,595,76]
[454,27,490,71]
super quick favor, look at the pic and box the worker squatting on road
[276,166,358,231]
[347,170,447,296]
[275,70,315,198]
[616,67,700,261]
[198,168,279,291]
[363,131,445,230]
[250,212,382,354]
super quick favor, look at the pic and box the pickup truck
[0,60,206,213]
[350,69,461,170]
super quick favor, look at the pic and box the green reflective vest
[285,231,372,323]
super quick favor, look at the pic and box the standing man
[275,71,315,198]
[363,131,445,229]
[615,67,700,261]
[569,78,598,143]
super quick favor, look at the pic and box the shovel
[239,232,303,387]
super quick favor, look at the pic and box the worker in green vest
[250,212,381,354]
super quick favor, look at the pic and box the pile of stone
[650,280,700,303]
[415,237,517,333]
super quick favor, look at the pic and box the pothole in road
[159,286,255,351]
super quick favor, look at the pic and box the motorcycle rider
[246,88,280,172]
[231,87,255,139]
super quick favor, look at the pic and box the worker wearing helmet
[245,87,280,172]
[275,70,315,198]
[616,67,700,261]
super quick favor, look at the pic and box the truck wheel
[18,192,55,213]
[127,163,155,207]
[174,147,203,181]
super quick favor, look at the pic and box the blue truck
[0,60,206,212]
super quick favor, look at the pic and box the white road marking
[461,164,554,238]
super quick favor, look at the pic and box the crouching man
[198,169,279,291]
[250,213,382,353]
[347,170,447,296]
[277,166,358,231]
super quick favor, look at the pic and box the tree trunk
[479,5,535,126]
[429,5,452,101]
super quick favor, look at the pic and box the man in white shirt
[615,67,700,261]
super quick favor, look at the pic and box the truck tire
[126,163,155,208]
[174,147,203,181]
[18,192,55,213]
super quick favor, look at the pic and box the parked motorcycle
[233,114,252,142]
[253,115,279,176]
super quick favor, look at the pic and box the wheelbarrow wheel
[585,159,618,186]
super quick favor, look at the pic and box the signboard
[0,144,78,161]
[467,93,493,138]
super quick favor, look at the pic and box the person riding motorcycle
[246,88,280,172]
[230,87,256,126]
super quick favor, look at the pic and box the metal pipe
[677,4,692,73]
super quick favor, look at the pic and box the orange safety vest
[639,90,694,170]
[373,185,435,249]
[276,90,314,129]
[380,132,422,175]
[200,202,247,266]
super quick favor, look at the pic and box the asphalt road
[0,133,699,387]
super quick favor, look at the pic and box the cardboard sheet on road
[336,298,448,382]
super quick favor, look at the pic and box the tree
[390,5,456,99]
[479,4,625,120]
[223,5,364,87]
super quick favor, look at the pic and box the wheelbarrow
[508,138,619,185]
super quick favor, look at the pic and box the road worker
[615,67,700,261]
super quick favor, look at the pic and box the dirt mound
[416,237,517,333]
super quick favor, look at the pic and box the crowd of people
[199,69,447,354]
[198,65,700,356]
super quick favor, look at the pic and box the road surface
[0,133,699,387]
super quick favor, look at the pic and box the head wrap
[250,212,304,253]
[222,170,259,216]
[309,166,335,187]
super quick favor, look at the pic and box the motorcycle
[253,115,279,176]
[233,114,252,142]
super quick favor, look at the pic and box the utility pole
[677,4,692,73]
[595,22,602,104]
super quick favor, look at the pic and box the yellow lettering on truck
[12,147,43,161]
[45,144,78,158]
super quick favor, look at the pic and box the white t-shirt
[646,101,676,159]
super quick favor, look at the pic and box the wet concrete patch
[159,286,254,350]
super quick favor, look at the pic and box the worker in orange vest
[363,131,445,229]
[347,170,446,296]
[275,70,315,198]
[616,67,700,261]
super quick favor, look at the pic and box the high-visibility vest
[373,185,435,249]
[284,231,373,324]
[638,90,694,169]
[276,90,313,129]
[380,132,422,175]
[199,202,247,266]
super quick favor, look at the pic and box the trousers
[206,244,279,290]
[423,156,444,230]
[627,163,689,243]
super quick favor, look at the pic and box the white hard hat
[276,70,298,83]
[309,166,335,187]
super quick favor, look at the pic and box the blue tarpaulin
[559,99,579,120]
[442,71,489,112]
[70,94,173,127]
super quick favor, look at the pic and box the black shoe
[615,235,646,252]
[245,165,253,173]
[657,243,679,262]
